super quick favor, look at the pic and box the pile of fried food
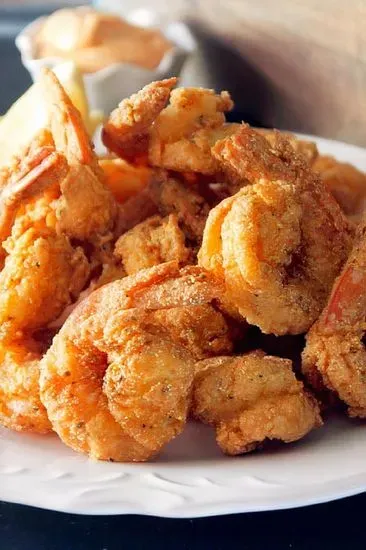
[1,70,365,463]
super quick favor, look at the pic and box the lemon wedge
[0,61,100,166]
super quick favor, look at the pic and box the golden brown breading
[41,68,117,240]
[103,82,236,175]
[114,214,190,275]
[0,228,90,342]
[313,155,366,222]
[192,351,322,455]
[0,71,121,435]
[102,78,177,161]
[0,147,67,245]
[150,175,210,243]
[0,339,51,433]
[148,88,234,174]
[116,172,210,245]
[40,263,233,461]
[199,126,352,335]
[257,128,319,165]
[302,218,366,417]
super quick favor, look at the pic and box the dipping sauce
[34,7,173,73]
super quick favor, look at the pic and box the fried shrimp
[41,68,117,241]
[192,351,322,455]
[256,129,319,165]
[150,175,210,244]
[0,128,55,192]
[0,228,89,341]
[0,71,123,433]
[0,189,89,432]
[199,126,352,335]
[116,172,210,245]
[148,88,235,174]
[40,262,233,461]
[114,214,190,275]
[0,339,51,433]
[103,81,235,175]
[302,219,366,417]
[102,78,177,162]
[313,155,366,223]
[0,147,67,245]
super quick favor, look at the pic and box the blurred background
[1,0,366,145]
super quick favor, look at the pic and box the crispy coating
[103,82,235,174]
[0,128,55,192]
[149,87,235,174]
[150,175,210,243]
[103,330,196,455]
[313,155,366,222]
[0,227,89,342]
[99,157,151,203]
[0,340,51,433]
[40,263,232,461]
[199,126,352,335]
[151,125,238,175]
[151,88,233,144]
[41,69,99,171]
[115,182,159,236]
[115,214,190,275]
[41,68,117,240]
[47,262,127,331]
[0,147,67,245]
[192,351,322,455]
[0,67,118,433]
[116,172,210,245]
[212,124,294,187]
[302,219,366,417]
[102,78,177,161]
[257,129,319,165]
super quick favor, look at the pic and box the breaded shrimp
[150,175,210,244]
[115,183,159,236]
[0,227,89,342]
[41,68,117,240]
[0,128,55,192]
[0,147,67,244]
[40,262,233,461]
[302,218,366,417]
[148,88,235,174]
[199,126,352,335]
[102,78,177,162]
[313,155,366,223]
[102,82,236,175]
[0,339,51,433]
[115,172,210,245]
[256,129,319,165]
[114,214,190,275]
[0,189,89,433]
[192,351,322,455]
[0,72,124,433]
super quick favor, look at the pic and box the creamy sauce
[35,7,172,73]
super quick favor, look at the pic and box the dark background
[2,494,366,550]
[0,4,365,549]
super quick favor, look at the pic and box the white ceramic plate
[1,135,366,518]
